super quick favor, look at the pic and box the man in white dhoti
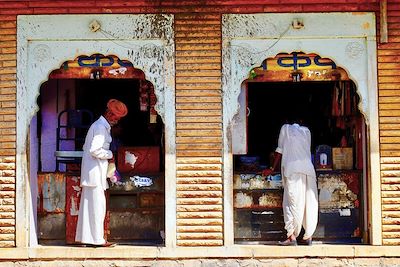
[263,121,318,246]
[75,99,128,247]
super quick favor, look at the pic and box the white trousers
[283,173,318,239]
[75,186,106,245]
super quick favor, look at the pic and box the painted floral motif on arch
[248,52,349,83]
[49,54,145,80]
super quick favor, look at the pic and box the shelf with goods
[233,171,285,243]
[314,169,362,243]
[234,188,282,192]
[233,172,282,206]
[106,173,165,243]
[233,168,363,243]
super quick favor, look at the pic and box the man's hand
[109,174,118,183]
[262,168,274,176]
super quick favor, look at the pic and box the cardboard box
[117,146,160,174]
[332,147,353,170]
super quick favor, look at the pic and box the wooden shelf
[109,206,165,212]
[234,188,282,192]
[234,206,282,210]
[316,169,362,173]
[109,190,164,195]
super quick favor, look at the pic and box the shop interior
[35,78,165,246]
[233,80,366,244]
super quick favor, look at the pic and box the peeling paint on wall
[37,172,65,213]
[17,14,175,154]
[222,13,376,128]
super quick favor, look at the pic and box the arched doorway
[33,54,165,246]
[17,14,175,247]
[232,52,367,244]
[222,12,379,246]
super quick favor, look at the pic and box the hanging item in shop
[330,80,363,170]
[139,80,157,123]
[149,83,157,124]
[139,80,158,123]
[248,52,350,82]
[139,80,149,112]
[332,81,358,118]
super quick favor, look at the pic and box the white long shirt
[275,123,316,179]
[80,116,113,190]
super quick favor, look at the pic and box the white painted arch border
[16,14,176,247]
[222,13,381,245]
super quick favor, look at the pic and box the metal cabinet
[37,172,66,245]
[233,170,362,244]
[107,174,165,245]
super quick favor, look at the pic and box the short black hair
[285,103,308,125]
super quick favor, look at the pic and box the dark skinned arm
[262,151,282,176]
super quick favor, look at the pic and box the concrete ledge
[0,245,399,260]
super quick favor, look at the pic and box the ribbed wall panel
[175,13,223,246]
[378,1,400,245]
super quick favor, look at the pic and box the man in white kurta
[75,99,127,247]
[264,123,318,245]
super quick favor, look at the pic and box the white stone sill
[1,245,399,260]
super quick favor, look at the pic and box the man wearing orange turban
[76,99,128,247]
[106,99,128,124]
